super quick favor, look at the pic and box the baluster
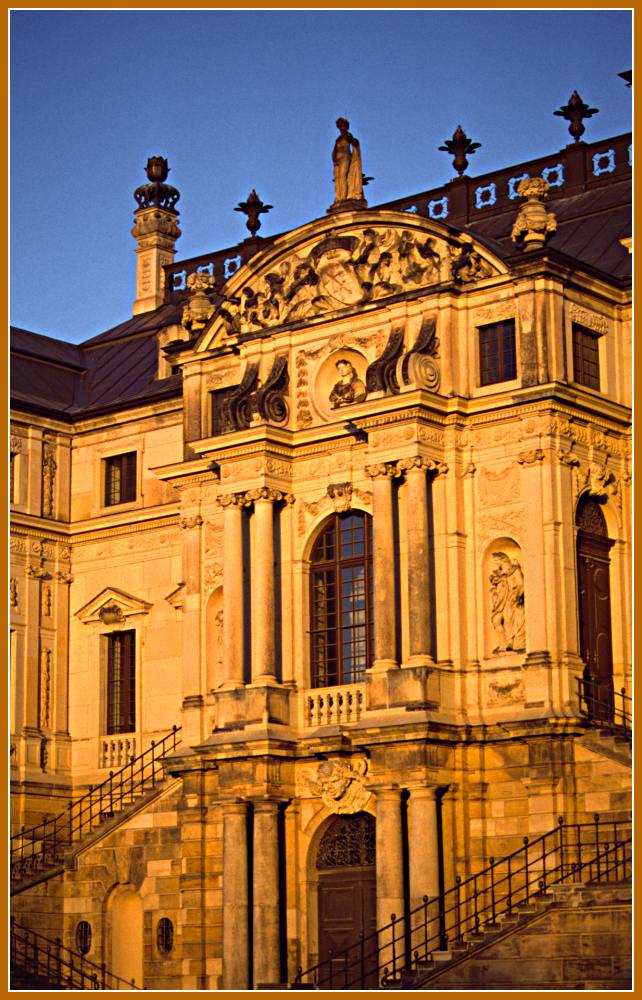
[523,837,529,901]
[151,739,156,789]
[506,855,512,913]
[359,931,365,987]
[489,859,496,925]
[594,813,601,881]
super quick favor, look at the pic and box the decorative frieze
[568,303,609,335]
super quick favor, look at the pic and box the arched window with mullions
[310,512,374,688]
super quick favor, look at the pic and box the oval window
[157,917,174,955]
[75,920,92,956]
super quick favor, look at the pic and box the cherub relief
[305,756,370,814]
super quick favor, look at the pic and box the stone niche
[482,537,526,662]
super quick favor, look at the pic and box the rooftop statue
[331,118,367,210]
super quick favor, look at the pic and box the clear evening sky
[10,9,632,345]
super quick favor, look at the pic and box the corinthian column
[222,801,249,989]
[366,464,400,670]
[217,494,247,687]
[252,800,281,986]
[398,457,433,665]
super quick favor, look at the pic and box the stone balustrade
[303,684,365,728]
[100,736,136,770]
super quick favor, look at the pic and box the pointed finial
[553,91,599,143]
[234,189,273,237]
[134,156,180,209]
[438,126,481,177]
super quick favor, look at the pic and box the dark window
[107,631,135,734]
[75,921,92,956]
[170,364,182,377]
[104,453,136,506]
[310,513,373,688]
[478,320,517,385]
[157,918,174,955]
[572,324,601,390]
[211,388,236,435]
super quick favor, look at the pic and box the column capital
[244,486,295,505]
[179,514,203,530]
[217,491,252,509]
[372,785,402,801]
[365,461,401,480]
[222,798,250,815]
[407,784,440,801]
[249,797,283,814]
[396,456,448,476]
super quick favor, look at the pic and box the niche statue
[332,118,366,207]
[489,551,525,653]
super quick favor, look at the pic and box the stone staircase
[11,726,181,895]
[580,727,632,768]
[395,882,631,990]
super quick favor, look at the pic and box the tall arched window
[310,512,373,688]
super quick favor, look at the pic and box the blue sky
[10,9,632,344]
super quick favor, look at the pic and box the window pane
[107,630,135,734]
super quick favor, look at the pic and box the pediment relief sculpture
[75,586,153,626]
[215,225,476,337]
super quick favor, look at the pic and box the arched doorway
[110,885,143,989]
[316,812,377,987]
[576,497,614,721]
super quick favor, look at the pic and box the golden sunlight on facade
[10,89,631,990]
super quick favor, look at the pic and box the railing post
[55,936,62,986]
[359,931,365,987]
[523,837,529,902]
[101,961,106,990]
[68,802,73,844]
[455,876,462,941]
[422,894,429,960]
[541,831,547,891]
[109,771,114,814]
[620,688,627,734]
[594,813,601,881]
[489,858,496,925]
[557,816,565,881]
[390,913,398,978]
[151,740,156,789]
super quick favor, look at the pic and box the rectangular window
[572,324,601,390]
[104,453,137,506]
[107,630,136,734]
[478,320,517,386]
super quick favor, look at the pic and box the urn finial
[553,91,599,143]
[438,125,481,177]
[511,178,557,250]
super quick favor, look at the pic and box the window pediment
[75,587,153,626]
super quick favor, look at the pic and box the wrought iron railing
[11,725,181,886]
[576,676,631,740]
[10,919,141,990]
[294,814,631,990]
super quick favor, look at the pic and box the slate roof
[11,133,631,421]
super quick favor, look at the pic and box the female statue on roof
[332,118,365,206]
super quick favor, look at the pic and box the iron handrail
[576,676,632,739]
[11,725,181,882]
[294,814,631,990]
[10,918,141,990]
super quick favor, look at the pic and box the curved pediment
[197,210,506,351]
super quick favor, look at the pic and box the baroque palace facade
[10,92,631,990]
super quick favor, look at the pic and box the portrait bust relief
[329,358,367,408]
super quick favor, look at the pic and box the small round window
[75,920,92,956]
[157,917,174,955]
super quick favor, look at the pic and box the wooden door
[576,500,614,721]
[316,813,377,988]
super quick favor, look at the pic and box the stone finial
[234,190,272,237]
[511,178,557,250]
[553,91,598,143]
[134,156,180,209]
[132,157,182,315]
[181,271,217,332]
[438,125,481,177]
